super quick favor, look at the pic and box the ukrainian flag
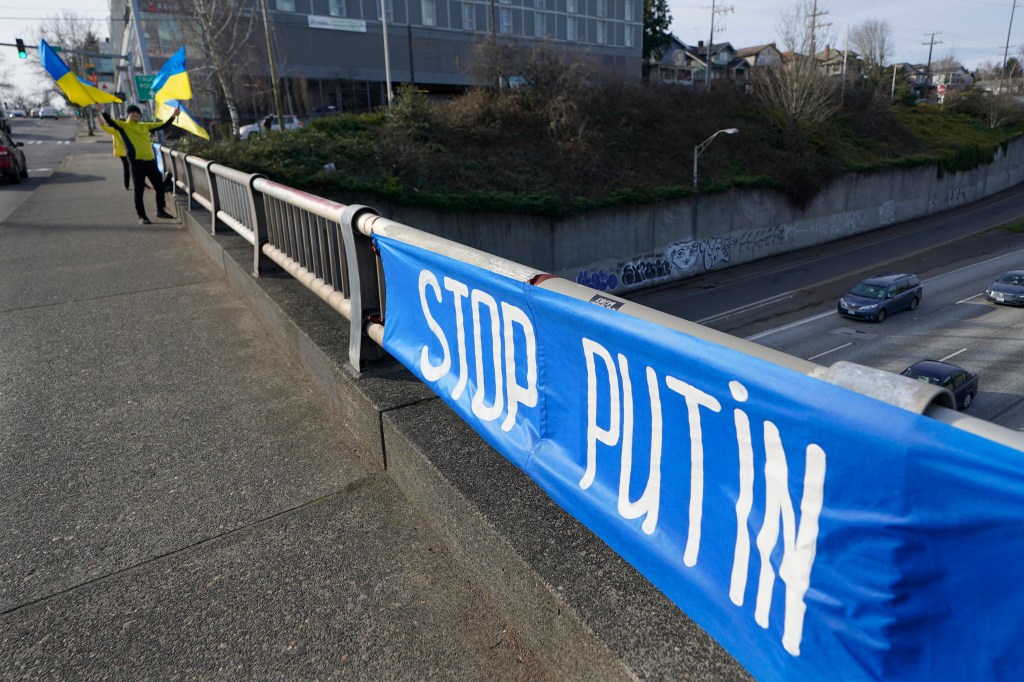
[156,99,209,140]
[152,46,193,103]
[39,39,121,106]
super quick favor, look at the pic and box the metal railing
[156,145,1024,453]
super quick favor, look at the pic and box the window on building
[624,0,634,21]
[535,0,544,8]
[422,0,436,25]
[596,20,607,44]
[276,0,296,10]
[566,0,576,13]
[462,3,476,29]
[329,0,346,16]
[624,25,633,47]
[596,0,607,18]
[378,0,394,21]
[499,7,512,33]
[535,13,545,36]
[566,15,576,40]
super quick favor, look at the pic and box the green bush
[167,78,1024,219]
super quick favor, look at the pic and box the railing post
[181,153,195,208]
[249,174,272,276]
[340,204,388,372]
[204,160,220,234]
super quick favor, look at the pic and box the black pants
[118,156,130,190]
[129,158,165,219]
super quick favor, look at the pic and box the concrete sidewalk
[0,147,552,678]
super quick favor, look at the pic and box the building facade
[110,0,642,122]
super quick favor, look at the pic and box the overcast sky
[2,0,1020,100]
[672,0,1018,68]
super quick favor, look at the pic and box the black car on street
[900,360,979,410]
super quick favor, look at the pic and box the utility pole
[808,0,830,62]
[922,31,943,98]
[703,0,734,90]
[922,31,943,73]
[259,0,287,131]
[1000,1,1019,94]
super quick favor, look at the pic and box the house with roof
[651,36,753,88]
[735,43,784,69]
[816,45,863,80]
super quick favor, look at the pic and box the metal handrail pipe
[216,212,256,246]
[261,243,353,319]
[355,213,544,283]
[253,177,346,223]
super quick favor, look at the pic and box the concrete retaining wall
[345,137,1024,295]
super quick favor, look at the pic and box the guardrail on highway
[156,143,1024,682]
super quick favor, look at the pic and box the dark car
[838,273,922,322]
[985,270,1024,306]
[900,360,979,410]
[0,131,28,184]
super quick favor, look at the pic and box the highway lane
[749,247,1024,430]
[626,182,1024,338]
[617,182,1024,430]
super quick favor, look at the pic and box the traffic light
[16,38,27,59]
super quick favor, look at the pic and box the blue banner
[376,234,1024,681]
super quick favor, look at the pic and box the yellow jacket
[100,112,175,161]
[99,122,126,158]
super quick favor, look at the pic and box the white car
[38,107,59,119]
[239,115,303,139]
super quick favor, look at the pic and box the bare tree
[752,1,840,131]
[35,12,103,132]
[164,0,262,136]
[930,51,963,76]
[850,19,893,86]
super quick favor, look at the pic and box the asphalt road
[623,183,1024,431]
[1,117,95,223]
[626,182,1024,339]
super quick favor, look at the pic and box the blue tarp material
[376,234,1024,681]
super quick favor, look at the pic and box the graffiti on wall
[576,269,619,292]
[879,200,896,226]
[948,185,972,207]
[826,210,868,239]
[576,201,897,294]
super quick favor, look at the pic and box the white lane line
[746,311,835,341]
[807,342,853,361]
[697,293,794,325]
[957,293,985,304]
[940,348,968,362]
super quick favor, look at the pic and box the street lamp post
[692,127,738,235]
[693,127,739,191]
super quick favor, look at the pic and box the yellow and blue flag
[39,39,121,106]
[151,46,192,103]
[156,99,209,140]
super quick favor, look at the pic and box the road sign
[937,84,947,95]
[134,74,157,101]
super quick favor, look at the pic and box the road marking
[746,311,835,341]
[940,348,968,362]
[957,293,985,304]
[807,342,853,361]
[698,293,794,325]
